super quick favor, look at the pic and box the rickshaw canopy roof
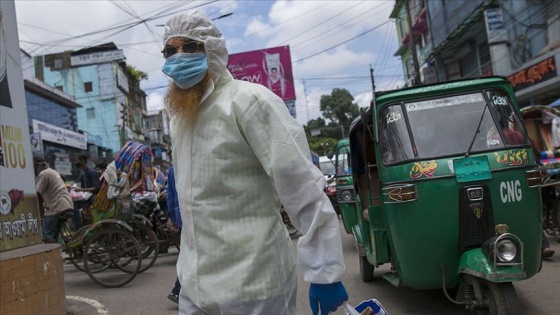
[520,105,560,120]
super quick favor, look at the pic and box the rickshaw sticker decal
[386,111,401,124]
[494,149,528,166]
[410,160,437,178]
[491,95,508,106]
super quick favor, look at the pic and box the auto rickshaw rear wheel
[359,255,375,282]
[479,281,520,315]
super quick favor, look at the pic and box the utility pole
[370,64,376,99]
[120,103,128,146]
[405,0,421,86]
[303,79,310,124]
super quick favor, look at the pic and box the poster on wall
[0,0,42,252]
[54,152,71,176]
[227,45,297,117]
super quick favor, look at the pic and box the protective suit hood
[163,11,228,88]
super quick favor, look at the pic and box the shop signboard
[33,119,87,150]
[508,55,558,92]
[227,45,296,116]
[70,49,124,67]
[0,0,42,252]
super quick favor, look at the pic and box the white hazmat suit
[164,11,345,315]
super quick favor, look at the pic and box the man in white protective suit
[162,11,348,315]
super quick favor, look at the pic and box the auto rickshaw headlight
[496,239,517,262]
[337,189,355,203]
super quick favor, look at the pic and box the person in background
[162,11,347,315]
[166,164,182,304]
[95,162,108,178]
[34,158,74,243]
[73,154,101,229]
[311,150,320,170]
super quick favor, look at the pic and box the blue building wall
[42,63,122,152]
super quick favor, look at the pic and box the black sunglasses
[161,41,204,58]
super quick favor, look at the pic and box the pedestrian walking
[162,11,347,315]
[166,164,182,304]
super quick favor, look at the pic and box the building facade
[21,50,86,181]
[144,110,171,173]
[391,0,560,106]
[33,43,147,153]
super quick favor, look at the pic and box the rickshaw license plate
[453,156,491,183]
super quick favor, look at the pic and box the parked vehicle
[331,138,358,234]
[319,155,339,214]
[343,76,546,313]
[319,155,336,182]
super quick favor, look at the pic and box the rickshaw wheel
[479,281,520,315]
[83,227,142,288]
[359,255,375,282]
[132,222,160,273]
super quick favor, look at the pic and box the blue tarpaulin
[548,98,560,108]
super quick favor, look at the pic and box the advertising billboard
[228,45,296,109]
[0,0,42,251]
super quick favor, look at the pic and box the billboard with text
[0,0,42,252]
[228,45,296,102]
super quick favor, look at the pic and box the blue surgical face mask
[162,52,208,89]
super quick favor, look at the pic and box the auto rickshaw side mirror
[327,151,334,159]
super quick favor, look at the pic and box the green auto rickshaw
[345,76,546,313]
[331,137,359,234]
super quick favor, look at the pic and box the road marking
[66,296,109,314]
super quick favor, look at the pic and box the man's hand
[309,281,348,315]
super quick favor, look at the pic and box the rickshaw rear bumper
[457,248,526,283]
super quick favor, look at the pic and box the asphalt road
[64,221,560,314]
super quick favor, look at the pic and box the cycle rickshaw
[518,105,560,240]
[59,141,161,288]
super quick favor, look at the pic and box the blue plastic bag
[343,299,389,315]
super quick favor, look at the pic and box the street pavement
[63,221,560,314]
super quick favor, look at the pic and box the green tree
[319,88,359,137]
[308,137,338,156]
[125,65,148,87]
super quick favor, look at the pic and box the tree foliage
[319,88,359,133]
[125,65,148,87]
[308,136,339,156]
[304,88,360,153]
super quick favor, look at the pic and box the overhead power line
[294,20,392,63]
